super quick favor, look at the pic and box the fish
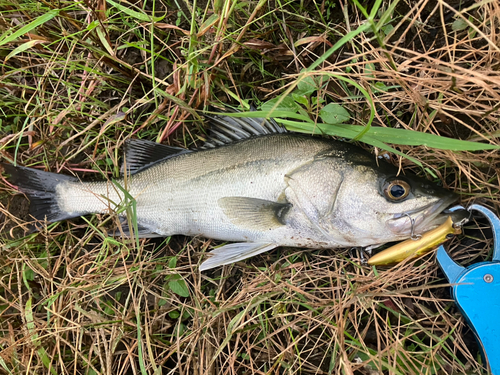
[2,114,458,271]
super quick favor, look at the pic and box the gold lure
[368,216,461,266]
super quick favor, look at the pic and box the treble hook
[401,212,422,241]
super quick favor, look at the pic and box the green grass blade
[0,357,14,375]
[25,298,58,375]
[5,40,46,62]
[337,124,499,151]
[267,118,424,166]
[0,9,59,46]
[306,22,372,71]
[107,0,164,22]
[270,117,499,151]
[112,179,140,250]
[208,109,314,123]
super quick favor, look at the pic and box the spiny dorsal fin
[122,109,287,173]
[202,108,287,148]
[218,196,291,230]
[122,139,191,175]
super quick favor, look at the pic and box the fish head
[382,173,459,238]
[323,162,458,246]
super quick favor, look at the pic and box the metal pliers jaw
[437,204,500,374]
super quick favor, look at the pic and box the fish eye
[384,179,411,201]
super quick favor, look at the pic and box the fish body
[3,116,457,270]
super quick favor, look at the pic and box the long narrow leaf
[306,22,372,71]
[208,109,314,123]
[107,0,164,22]
[5,39,46,61]
[337,124,499,151]
[276,119,498,151]
[279,119,423,166]
[0,10,59,46]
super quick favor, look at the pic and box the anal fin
[200,242,278,271]
[116,219,163,238]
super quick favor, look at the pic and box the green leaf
[279,119,423,165]
[0,356,14,375]
[319,103,350,124]
[452,18,469,32]
[168,256,177,268]
[23,266,35,282]
[25,298,57,375]
[169,310,180,319]
[292,93,308,106]
[381,24,394,35]
[0,9,59,46]
[365,62,376,78]
[261,96,300,113]
[296,76,318,96]
[198,13,219,35]
[373,82,389,92]
[214,0,224,12]
[215,109,312,123]
[106,0,164,22]
[168,275,190,297]
[86,20,99,31]
[227,309,246,333]
[346,58,357,73]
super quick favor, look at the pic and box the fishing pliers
[437,204,500,374]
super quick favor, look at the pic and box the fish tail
[2,163,81,223]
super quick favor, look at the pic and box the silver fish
[2,115,457,271]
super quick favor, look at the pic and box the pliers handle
[437,204,500,374]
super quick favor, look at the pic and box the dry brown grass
[0,0,499,374]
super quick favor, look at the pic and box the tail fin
[2,163,80,223]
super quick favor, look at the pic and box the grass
[0,0,499,374]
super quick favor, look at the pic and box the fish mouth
[388,195,458,236]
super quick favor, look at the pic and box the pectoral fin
[218,197,291,230]
[200,242,278,271]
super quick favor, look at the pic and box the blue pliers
[437,204,500,374]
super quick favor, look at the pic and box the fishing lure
[368,209,469,266]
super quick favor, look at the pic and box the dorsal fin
[122,109,287,173]
[122,139,191,175]
[202,108,287,148]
